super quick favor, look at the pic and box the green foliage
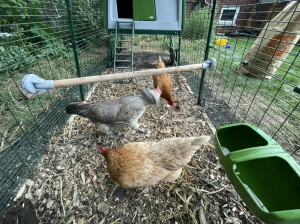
[1,0,42,32]
[0,0,108,76]
[71,0,107,49]
[0,0,72,75]
[183,6,216,40]
[0,43,34,73]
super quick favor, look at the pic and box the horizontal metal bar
[116,53,131,56]
[116,67,131,69]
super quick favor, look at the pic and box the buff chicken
[98,136,210,188]
[153,56,175,106]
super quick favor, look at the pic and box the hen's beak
[168,101,175,106]
[153,88,162,95]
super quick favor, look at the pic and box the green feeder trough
[215,123,300,224]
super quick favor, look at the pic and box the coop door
[116,0,156,21]
[116,0,133,19]
[132,0,156,21]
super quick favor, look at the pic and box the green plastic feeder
[215,123,300,224]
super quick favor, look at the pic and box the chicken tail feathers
[149,136,211,171]
[66,102,90,116]
[190,136,210,146]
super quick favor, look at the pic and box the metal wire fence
[180,0,299,161]
[0,0,299,216]
[206,0,299,159]
[0,0,107,213]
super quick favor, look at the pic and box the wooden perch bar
[53,63,204,88]
[22,58,216,94]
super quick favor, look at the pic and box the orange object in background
[262,34,297,57]
[239,1,300,79]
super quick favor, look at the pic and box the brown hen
[98,136,210,188]
[153,56,175,106]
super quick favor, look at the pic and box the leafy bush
[0,0,107,76]
[71,0,107,49]
[0,43,34,73]
[0,0,72,75]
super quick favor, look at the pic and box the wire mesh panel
[181,0,299,161]
[70,0,108,77]
[180,1,212,93]
[0,0,107,213]
[107,33,180,70]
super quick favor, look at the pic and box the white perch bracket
[22,57,217,94]
[22,74,54,94]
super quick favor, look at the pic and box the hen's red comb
[97,145,105,152]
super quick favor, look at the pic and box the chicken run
[2,0,300,222]
[0,55,261,224]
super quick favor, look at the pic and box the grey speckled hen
[66,87,162,134]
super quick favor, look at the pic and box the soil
[0,199,39,224]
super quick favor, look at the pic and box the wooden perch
[21,58,217,95]
[53,64,205,88]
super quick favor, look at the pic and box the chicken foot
[136,127,147,133]
[131,122,147,133]
[117,130,125,138]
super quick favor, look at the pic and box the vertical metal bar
[182,0,186,30]
[178,32,182,65]
[179,0,185,65]
[198,0,217,105]
[113,21,118,74]
[107,31,111,67]
[65,0,84,100]
[131,21,135,71]
[105,0,111,67]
